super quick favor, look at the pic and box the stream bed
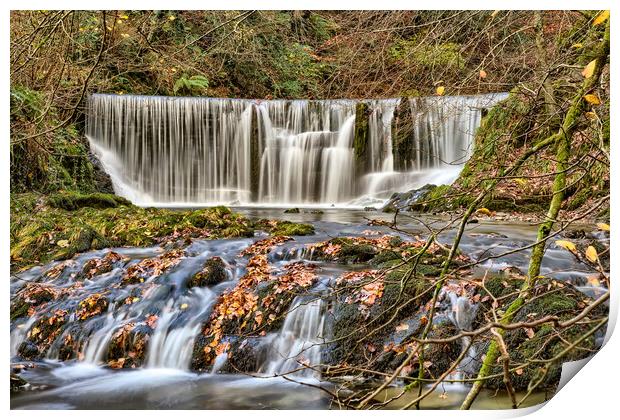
[10,208,605,409]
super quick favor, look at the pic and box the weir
[86,93,506,207]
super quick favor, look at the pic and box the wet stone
[187,257,228,288]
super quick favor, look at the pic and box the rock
[284,207,300,214]
[17,341,39,360]
[222,336,266,373]
[11,373,28,392]
[191,334,213,372]
[482,282,605,391]
[76,293,109,320]
[11,283,56,321]
[88,151,115,193]
[381,184,436,213]
[188,257,228,288]
[106,323,152,368]
[266,220,315,236]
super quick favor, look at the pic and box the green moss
[188,257,228,288]
[353,102,370,174]
[262,220,315,236]
[10,193,256,271]
[339,243,377,263]
[483,284,603,391]
[370,250,402,266]
[479,275,522,300]
[47,192,131,210]
[10,301,30,321]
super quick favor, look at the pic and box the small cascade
[446,292,480,385]
[146,288,216,369]
[10,238,253,373]
[81,310,126,364]
[10,316,36,358]
[259,295,326,378]
[87,93,506,206]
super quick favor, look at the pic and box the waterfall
[362,94,505,200]
[86,93,506,206]
[446,292,480,386]
[146,288,216,369]
[259,296,326,378]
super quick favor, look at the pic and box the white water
[259,296,326,378]
[86,93,506,207]
[445,292,480,387]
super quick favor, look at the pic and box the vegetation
[10,192,314,271]
[9,10,611,412]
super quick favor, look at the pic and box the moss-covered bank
[407,89,609,217]
[10,192,314,272]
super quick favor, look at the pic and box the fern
[173,75,209,95]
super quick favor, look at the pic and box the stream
[10,208,605,409]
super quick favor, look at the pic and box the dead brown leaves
[338,270,386,313]
[44,260,76,279]
[81,251,123,279]
[76,293,109,320]
[240,236,293,257]
[121,249,185,285]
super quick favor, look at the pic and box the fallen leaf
[596,222,610,231]
[584,93,601,105]
[57,239,70,248]
[555,240,576,252]
[593,10,610,26]
[525,328,535,339]
[585,246,598,263]
[585,111,597,120]
[476,207,493,216]
[479,69,487,79]
[582,60,596,78]
[587,275,601,288]
[436,86,445,96]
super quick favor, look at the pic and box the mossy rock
[10,300,31,322]
[383,262,441,281]
[10,284,56,321]
[47,192,132,210]
[191,333,215,371]
[17,341,40,360]
[339,243,377,263]
[188,257,228,288]
[370,251,402,266]
[423,319,461,379]
[327,272,432,370]
[221,336,265,373]
[20,312,69,359]
[266,220,315,236]
[484,283,604,391]
[10,195,256,271]
[106,324,153,368]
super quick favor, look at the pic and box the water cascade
[86,93,506,207]
[259,295,326,378]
